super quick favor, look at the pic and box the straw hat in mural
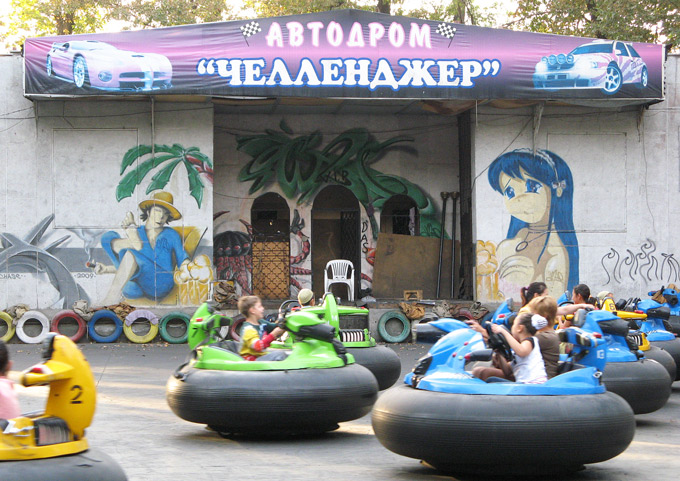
[139,191,182,220]
[298,288,314,305]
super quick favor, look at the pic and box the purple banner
[24,9,664,100]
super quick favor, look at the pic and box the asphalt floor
[6,341,680,481]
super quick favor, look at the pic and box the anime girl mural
[487,149,579,297]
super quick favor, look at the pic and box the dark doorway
[312,185,360,299]
[380,195,419,235]
[250,193,290,299]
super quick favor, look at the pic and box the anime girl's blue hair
[488,149,579,290]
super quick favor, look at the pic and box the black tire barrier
[372,384,635,476]
[415,322,447,343]
[667,315,680,335]
[0,447,128,481]
[377,311,411,343]
[0,311,15,342]
[347,345,401,390]
[87,310,123,343]
[643,345,677,382]
[159,311,190,344]
[50,310,87,343]
[123,309,159,344]
[15,311,51,344]
[167,363,378,435]
[649,339,680,380]
[602,359,671,414]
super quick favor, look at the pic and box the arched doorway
[380,195,419,235]
[312,186,360,299]
[251,193,290,299]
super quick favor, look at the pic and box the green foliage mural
[237,120,443,239]
[117,144,213,208]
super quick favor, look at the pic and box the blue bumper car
[372,313,635,475]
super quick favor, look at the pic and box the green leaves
[111,0,237,29]
[512,0,678,49]
[116,143,212,209]
[7,0,116,48]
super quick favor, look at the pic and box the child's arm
[492,325,534,357]
[492,352,513,378]
[557,304,591,316]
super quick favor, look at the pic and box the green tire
[159,311,190,344]
[377,311,411,343]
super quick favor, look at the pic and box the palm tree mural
[116,144,213,208]
[237,120,444,239]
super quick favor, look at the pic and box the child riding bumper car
[166,300,378,436]
[372,312,635,475]
[1,334,127,480]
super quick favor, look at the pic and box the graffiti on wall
[601,239,680,285]
[289,210,312,290]
[214,215,253,295]
[478,149,579,300]
[214,209,312,296]
[93,144,214,306]
[236,120,443,240]
[0,215,90,308]
[226,120,446,295]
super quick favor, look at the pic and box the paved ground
[6,341,680,481]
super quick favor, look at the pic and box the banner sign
[24,9,664,100]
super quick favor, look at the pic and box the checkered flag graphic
[436,23,457,47]
[240,21,261,46]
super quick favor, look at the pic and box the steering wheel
[277,300,301,327]
[485,323,514,361]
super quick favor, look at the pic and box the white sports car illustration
[533,40,648,95]
[46,40,172,91]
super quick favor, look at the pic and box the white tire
[15,310,51,344]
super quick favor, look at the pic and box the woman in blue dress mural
[488,149,578,297]
[95,191,189,304]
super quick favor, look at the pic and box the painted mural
[93,143,214,306]
[288,210,312,290]
[214,214,254,295]
[477,149,579,301]
[115,143,213,207]
[216,120,444,297]
[0,140,213,310]
[213,208,311,296]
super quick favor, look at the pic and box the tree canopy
[111,0,237,29]
[244,0,366,18]
[3,0,676,51]
[512,0,679,51]
[7,0,115,47]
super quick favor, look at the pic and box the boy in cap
[297,288,315,307]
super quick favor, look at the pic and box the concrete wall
[3,49,680,312]
[474,53,680,304]
[0,54,214,310]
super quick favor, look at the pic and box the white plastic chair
[324,260,355,301]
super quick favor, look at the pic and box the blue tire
[88,310,123,343]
